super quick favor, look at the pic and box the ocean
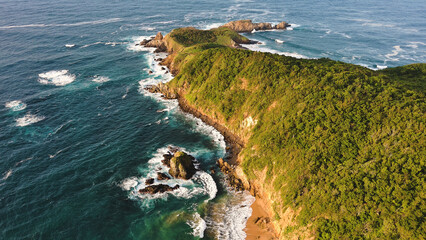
[0,0,424,239]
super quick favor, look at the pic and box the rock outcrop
[221,20,290,32]
[217,158,245,191]
[145,82,177,99]
[162,153,173,167]
[145,178,154,185]
[169,151,197,180]
[139,184,180,194]
[140,31,167,53]
[157,172,171,180]
[275,21,290,30]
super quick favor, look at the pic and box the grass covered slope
[164,28,425,239]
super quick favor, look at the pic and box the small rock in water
[162,153,173,167]
[145,178,155,185]
[139,184,180,194]
[157,172,171,180]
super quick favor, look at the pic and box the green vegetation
[169,27,250,47]
[166,28,426,239]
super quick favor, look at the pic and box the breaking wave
[38,70,76,86]
[5,100,27,111]
[15,113,45,127]
[92,75,110,83]
[119,147,218,209]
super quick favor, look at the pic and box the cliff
[144,25,426,239]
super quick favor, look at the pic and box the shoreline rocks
[145,178,155,185]
[145,82,177,99]
[139,184,180,194]
[139,31,167,53]
[217,158,245,191]
[221,20,290,33]
[157,172,171,180]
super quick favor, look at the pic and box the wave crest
[38,70,76,86]
[16,114,45,127]
[5,100,27,111]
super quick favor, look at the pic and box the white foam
[120,177,139,191]
[201,23,224,30]
[287,23,300,31]
[139,26,156,31]
[2,169,12,181]
[376,65,388,70]
[122,87,130,99]
[120,147,219,208]
[81,41,103,48]
[65,44,75,48]
[205,191,255,240]
[92,75,110,83]
[385,45,403,61]
[15,114,45,127]
[187,212,207,238]
[0,18,121,30]
[178,110,227,152]
[145,53,174,82]
[5,100,27,111]
[126,36,155,52]
[275,39,284,44]
[241,43,310,59]
[38,70,76,86]
[193,171,218,201]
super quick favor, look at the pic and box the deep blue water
[0,0,425,239]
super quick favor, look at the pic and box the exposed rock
[149,70,153,74]
[140,39,150,45]
[140,32,166,53]
[139,184,180,194]
[161,67,166,70]
[157,172,171,180]
[217,158,245,191]
[145,178,155,185]
[275,21,290,30]
[145,82,177,99]
[169,151,197,180]
[154,32,163,41]
[154,43,167,53]
[146,40,163,48]
[168,146,180,153]
[222,20,272,32]
[162,153,173,167]
[221,20,290,32]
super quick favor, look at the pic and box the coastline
[174,93,279,239]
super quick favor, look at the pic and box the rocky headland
[138,21,425,240]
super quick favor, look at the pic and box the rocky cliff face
[221,20,290,32]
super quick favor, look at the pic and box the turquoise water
[0,0,425,239]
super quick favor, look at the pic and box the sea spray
[38,70,76,86]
